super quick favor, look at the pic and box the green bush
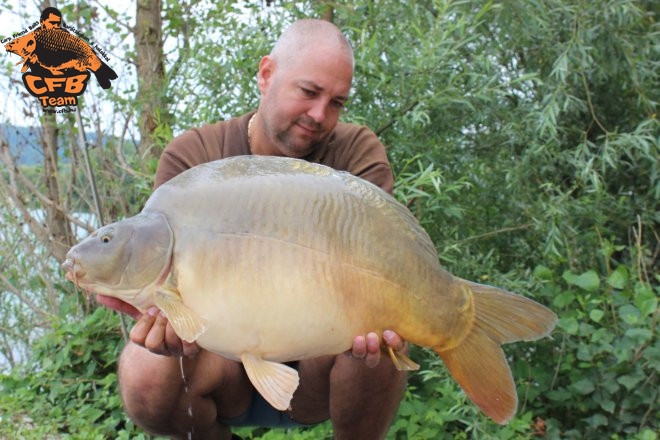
[538,255,658,438]
[0,305,147,439]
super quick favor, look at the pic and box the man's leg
[118,342,253,440]
[289,353,407,440]
[328,353,407,439]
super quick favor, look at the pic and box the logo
[3,7,117,112]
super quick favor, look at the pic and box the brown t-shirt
[154,112,394,194]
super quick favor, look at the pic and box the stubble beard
[273,117,324,158]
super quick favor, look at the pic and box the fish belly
[174,235,370,362]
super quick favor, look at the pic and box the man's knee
[118,343,183,431]
[118,344,252,436]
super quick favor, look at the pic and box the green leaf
[600,399,615,413]
[553,290,575,308]
[547,388,572,402]
[637,429,659,440]
[533,264,554,280]
[624,328,653,343]
[558,317,579,334]
[572,378,595,395]
[591,327,612,343]
[634,283,658,316]
[643,346,660,371]
[606,265,629,289]
[586,413,608,428]
[589,309,605,323]
[618,304,641,325]
[573,270,600,292]
[576,343,593,361]
[617,374,643,391]
[562,270,578,286]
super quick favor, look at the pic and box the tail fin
[92,62,118,89]
[437,281,557,424]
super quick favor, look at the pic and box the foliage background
[0,0,658,438]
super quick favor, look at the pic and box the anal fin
[241,353,300,411]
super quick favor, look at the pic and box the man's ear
[257,55,275,93]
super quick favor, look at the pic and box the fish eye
[101,235,111,243]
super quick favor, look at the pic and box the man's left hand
[350,330,406,368]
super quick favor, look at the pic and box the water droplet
[179,356,195,439]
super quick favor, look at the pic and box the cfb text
[21,73,90,107]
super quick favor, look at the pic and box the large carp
[62,155,557,424]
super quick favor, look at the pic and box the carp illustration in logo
[4,7,117,108]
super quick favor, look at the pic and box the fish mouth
[61,257,85,286]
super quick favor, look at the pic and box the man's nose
[307,99,329,125]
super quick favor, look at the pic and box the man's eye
[301,88,316,97]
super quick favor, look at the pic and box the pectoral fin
[155,287,207,342]
[387,346,420,371]
[240,353,300,411]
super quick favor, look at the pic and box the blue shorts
[220,362,310,428]
[220,391,306,428]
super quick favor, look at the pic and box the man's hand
[350,330,406,368]
[96,295,200,358]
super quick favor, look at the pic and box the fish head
[5,33,36,57]
[62,212,174,308]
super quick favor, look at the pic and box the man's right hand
[97,295,200,358]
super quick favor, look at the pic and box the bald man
[101,19,408,440]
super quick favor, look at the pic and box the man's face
[41,13,61,29]
[258,46,353,158]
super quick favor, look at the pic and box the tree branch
[376,100,420,136]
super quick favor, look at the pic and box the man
[99,19,408,440]
[40,7,63,29]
